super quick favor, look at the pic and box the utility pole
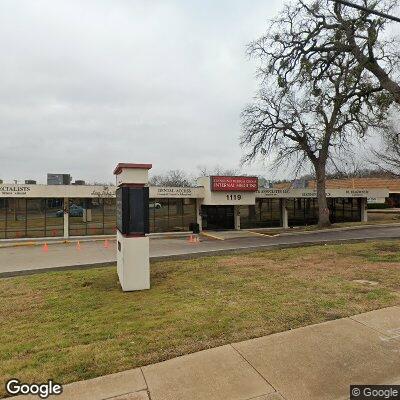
[329,0,400,22]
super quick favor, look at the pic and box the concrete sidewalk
[12,306,400,400]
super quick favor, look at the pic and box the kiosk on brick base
[113,163,152,291]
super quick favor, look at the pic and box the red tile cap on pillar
[113,163,152,175]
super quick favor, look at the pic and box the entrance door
[201,205,235,230]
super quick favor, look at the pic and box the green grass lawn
[1,241,400,397]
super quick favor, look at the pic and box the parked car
[149,202,162,209]
[56,204,84,217]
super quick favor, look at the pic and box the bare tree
[370,118,400,175]
[260,0,400,103]
[333,0,400,103]
[149,170,194,187]
[328,151,369,178]
[93,181,115,186]
[196,165,240,177]
[257,177,272,188]
[241,2,392,227]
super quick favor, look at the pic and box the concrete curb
[0,235,116,249]
[368,209,400,213]
[150,236,400,261]
[0,262,117,278]
[2,235,399,279]
[0,232,194,249]
[200,231,225,241]
[265,222,400,237]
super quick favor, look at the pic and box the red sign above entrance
[211,176,258,192]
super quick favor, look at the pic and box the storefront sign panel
[0,184,116,198]
[256,188,389,199]
[149,187,204,198]
[211,176,258,192]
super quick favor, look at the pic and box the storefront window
[0,199,6,239]
[68,198,116,236]
[239,204,251,229]
[288,198,318,226]
[68,199,87,236]
[183,198,196,230]
[88,199,104,235]
[329,198,361,223]
[304,198,318,225]
[104,198,116,234]
[168,199,183,231]
[240,199,281,228]
[0,198,64,239]
[151,198,196,233]
[0,194,365,238]
[353,198,362,221]
[287,197,361,225]
[153,198,169,232]
[46,198,64,237]
[6,199,26,238]
[263,199,281,226]
[27,199,46,237]
[287,198,301,226]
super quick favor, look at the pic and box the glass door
[201,205,234,230]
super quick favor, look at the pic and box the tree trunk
[315,163,331,228]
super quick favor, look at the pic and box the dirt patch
[353,279,379,286]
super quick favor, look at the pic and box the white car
[149,202,162,209]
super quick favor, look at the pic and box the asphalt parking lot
[1,224,400,276]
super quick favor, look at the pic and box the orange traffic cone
[42,242,49,252]
[76,241,81,251]
[103,239,109,248]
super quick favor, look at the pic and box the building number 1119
[226,194,242,200]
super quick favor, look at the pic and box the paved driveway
[1,225,400,276]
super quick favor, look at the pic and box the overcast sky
[0,0,289,184]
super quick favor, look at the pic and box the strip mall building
[275,178,400,206]
[0,175,389,240]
